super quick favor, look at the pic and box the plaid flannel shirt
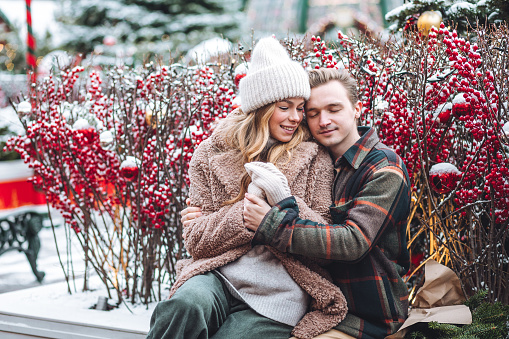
[253,127,411,339]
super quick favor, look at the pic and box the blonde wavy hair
[214,103,310,204]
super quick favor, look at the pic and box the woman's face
[269,97,305,143]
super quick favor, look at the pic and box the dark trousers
[147,271,294,339]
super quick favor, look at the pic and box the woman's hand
[180,198,202,226]
[243,193,271,232]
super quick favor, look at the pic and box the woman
[147,37,347,339]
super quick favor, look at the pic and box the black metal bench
[0,212,45,282]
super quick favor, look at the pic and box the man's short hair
[308,68,359,107]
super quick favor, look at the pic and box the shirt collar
[334,127,379,169]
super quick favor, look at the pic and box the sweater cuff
[252,196,299,251]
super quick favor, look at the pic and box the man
[183,68,411,339]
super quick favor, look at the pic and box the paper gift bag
[386,259,472,338]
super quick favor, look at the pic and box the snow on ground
[0,218,86,294]
[1,270,157,318]
[0,216,156,329]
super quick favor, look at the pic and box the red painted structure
[0,160,46,215]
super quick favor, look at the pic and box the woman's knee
[171,273,227,313]
[149,288,217,329]
[171,288,214,312]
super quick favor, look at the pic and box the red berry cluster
[310,35,337,69]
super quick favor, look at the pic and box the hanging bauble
[72,118,97,145]
[103,36,117,47]
[120,156,141,181]
[437,103,453,123]
[234,63,249,88]
[99,130,114,149]
[438,109,452,123]
[503,122,509,138]
[429,163,462,194]
[17,101,32,114]
[417,11,442,37]
[231,96,241,111]
[452,93,471,118]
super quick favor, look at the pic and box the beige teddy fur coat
[169,131,348,339]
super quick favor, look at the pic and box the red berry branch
[6,60,237,304]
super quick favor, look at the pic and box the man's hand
[180,198,202,227]
[243,193,271,232]
[244,162,291,206]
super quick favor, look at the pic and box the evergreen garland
[405,290,509,338]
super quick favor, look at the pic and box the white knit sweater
[218,245,310,326]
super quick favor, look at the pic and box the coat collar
[334,127,379,169]
[208,132,321,197]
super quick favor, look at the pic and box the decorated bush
[6,24,509,306]
[5,60,239,304]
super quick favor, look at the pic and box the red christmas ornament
[429,163,462,194]
[120,167,139,181]
[234,73,246,88]
[437,103,453,123]
[233,63,249,88]
[103,35,117,46]
[438,109,452,123]
[452,93,471,118]
[73,118,98,145]
[120,156,140,181]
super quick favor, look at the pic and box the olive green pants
[147,271,294,339]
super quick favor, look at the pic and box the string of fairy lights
[0,42,18,72]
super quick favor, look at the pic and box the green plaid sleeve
[252,168,410,262]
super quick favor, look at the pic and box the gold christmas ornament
[417,11,442,37]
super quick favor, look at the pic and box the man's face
[305,80,362,159]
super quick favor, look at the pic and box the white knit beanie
[239,37,310,114]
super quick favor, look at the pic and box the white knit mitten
[247,181,266,200]
[244,162,291,206]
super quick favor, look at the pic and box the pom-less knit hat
[239,37,310,114]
